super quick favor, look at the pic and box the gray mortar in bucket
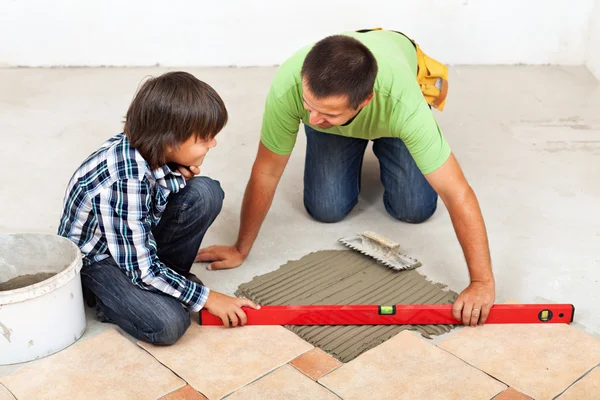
[0,234,75,291]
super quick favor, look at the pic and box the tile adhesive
[236,250,458,362]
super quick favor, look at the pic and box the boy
[58,71,259,345]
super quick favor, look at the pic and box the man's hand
[177,165,200,181]
[196,245,246,270]
[452,281,495,326]
[203,291,260,327]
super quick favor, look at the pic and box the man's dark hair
[301,35,378,109]
[124,71,228,169]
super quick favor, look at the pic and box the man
[193,29,495,327]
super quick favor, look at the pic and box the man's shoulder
[268,44,311,100]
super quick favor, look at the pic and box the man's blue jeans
[80,177,224,345]
[303,125,438,223]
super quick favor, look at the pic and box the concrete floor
[0,65,599,376]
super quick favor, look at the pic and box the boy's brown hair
[124,71,228,169]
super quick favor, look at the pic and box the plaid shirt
[58,133,210,311]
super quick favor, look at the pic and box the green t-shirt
[260,30,451,175]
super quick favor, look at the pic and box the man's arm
[425,153,495,326]
[196,143,290,269]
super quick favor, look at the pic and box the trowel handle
[361,231,399,251]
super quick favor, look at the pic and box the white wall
[587,0,600,79]
[0,0,595,67]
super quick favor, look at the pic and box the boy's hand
[177,165,200,181]
[195,245,246,270]
[204,291,260,327]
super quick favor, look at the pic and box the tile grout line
[219,365,283,399]
[435,333,600,400]
[432,340,509,397]
[0,382,17,400]
[287,359,344,400]
[314,379,343,400]
[550,361,600,400]
[220,349,315,399]
[287,355,344,381]
[134,341,194,398]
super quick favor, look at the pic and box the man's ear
[360,92,375,108]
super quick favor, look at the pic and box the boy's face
[166,135,217,168]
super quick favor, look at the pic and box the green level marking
[379,305,395,315]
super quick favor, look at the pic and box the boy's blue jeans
[80,177,224,345]
[303,125,438,223]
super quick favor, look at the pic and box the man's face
[302,80,373,129]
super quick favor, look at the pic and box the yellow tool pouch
[356,28,449,111]
[415,45,449,111]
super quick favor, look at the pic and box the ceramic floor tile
[493,387,533,399]
[289,348,342,380]
[226,365,339,400]
[318,330,506,400]
[438,324,600,400]
[138,324,313,400]
[0,384,15,400]
[160,385,208,400]
[557,366,600,399]
[0,328,185,400]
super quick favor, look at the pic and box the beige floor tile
[493,387,533,399]
[289,348,342,380]
[0,384,15,400]
[318,330,506,400]
[138,324,313,400]
[160,385,208,400]
[557,366,600,399]
[0,328,185,400]
[227,365,339,400]
[439,324,600,400]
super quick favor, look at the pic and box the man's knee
[146,308,191,345]
[384,195,438,224]
[303,196,355,223]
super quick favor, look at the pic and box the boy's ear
[164,145,175,164]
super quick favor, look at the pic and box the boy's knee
[384,196,437,224]
[147,309,191,345]
[180,177,224,216]
[304,197,355,223]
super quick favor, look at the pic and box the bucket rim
[0,233,83,304]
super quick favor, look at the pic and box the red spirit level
[199,304,574,326]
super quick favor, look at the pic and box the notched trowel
[339,230,421,271]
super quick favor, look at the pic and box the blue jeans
[303,125,438,223]
[81,177,224,345]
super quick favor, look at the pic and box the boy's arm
[97,179,209,312]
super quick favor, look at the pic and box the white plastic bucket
[0,233,86,365]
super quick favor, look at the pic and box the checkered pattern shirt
[58,133,210,311]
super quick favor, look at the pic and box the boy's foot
[83,287,97,308]
[186,272,204,287]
